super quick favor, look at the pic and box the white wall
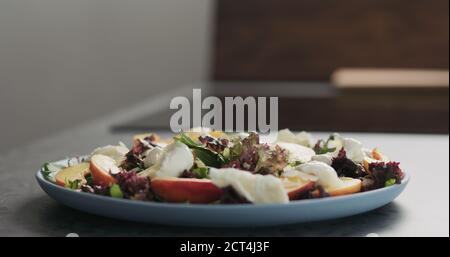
[0,0,213,153]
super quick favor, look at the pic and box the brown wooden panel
[112,83,449,134]
[213,0,449,81]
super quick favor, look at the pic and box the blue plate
[36,162,409,227]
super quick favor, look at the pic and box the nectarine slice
[151,177,223,203]
[90,154,119,186]
[327,177,361,196]
[312,177,362,197]
[283,180,315,200]
[55,163,90,187]
[133,133,160,146]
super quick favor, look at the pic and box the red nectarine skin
[90,162,117,187]
[287,181,315,200]
[56,180,66,187]
[151,178,223,204]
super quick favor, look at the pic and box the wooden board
[213,0,449,81]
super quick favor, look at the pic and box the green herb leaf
[288,160,303,167]
[229,141,242,160]
[193,148,225,168]
[41,162,63,183]
[110,184,124,198]
[385,178,396,187]
[175,132,202,148]
[65,179,82,190]
[222,148,230,159]
[85,173,93,184]
[41,162,51,180]
[192,167,209,179]
[175,132,227,168]
[316,146,336,155]
[314,134,338,154]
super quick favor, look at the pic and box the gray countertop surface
[0,90,448,237]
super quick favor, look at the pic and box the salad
[41,129,405,204]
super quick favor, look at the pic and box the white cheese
[310,136,365,165]
[91,154,121,175]
[155,141,194,178]
[143,147,164,168]
[363,147,390,162]
[138,163,160,178]
[189,127,212,133]
[276,142,315,163]
[276,129,314,147]
[209,168,289,204]
[276,128,300,144]
[296,131,314,147]
[296,161,344,189]
[311,153,334,165]
[282,168,319,182]
[90,143,129,164]
[342,138,365,163]
[327,133,344,150]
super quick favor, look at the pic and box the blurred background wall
[0,0,214,153]
[0,0,448,153]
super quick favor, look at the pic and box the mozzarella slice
[327,133,344,150]
[296,161,344,189]
[90,143,129,163]
[138,163,160,178]
[143,147,164,168]
[209,168,289,204]
[91,154,121,175]
[311,137,365,165]
[311,153,334,165]
[276,129,314,147]
[155,141,194,178]
[342,138,365,163]
[276,129,300,144]
[282,168,319,182]
[276,142,315,163]
[296,131,314,147]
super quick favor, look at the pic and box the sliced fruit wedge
[151,177,223,203]
[90,154,119,186]
[55,163,90,187]
[132,133,161,145]
[372,148,390,161]
[280,171,316,200]
[327,177,361,196]
[283,179,316,200]
[312,177,362,197]
[208,130,227,139]
[138,164,160,178]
